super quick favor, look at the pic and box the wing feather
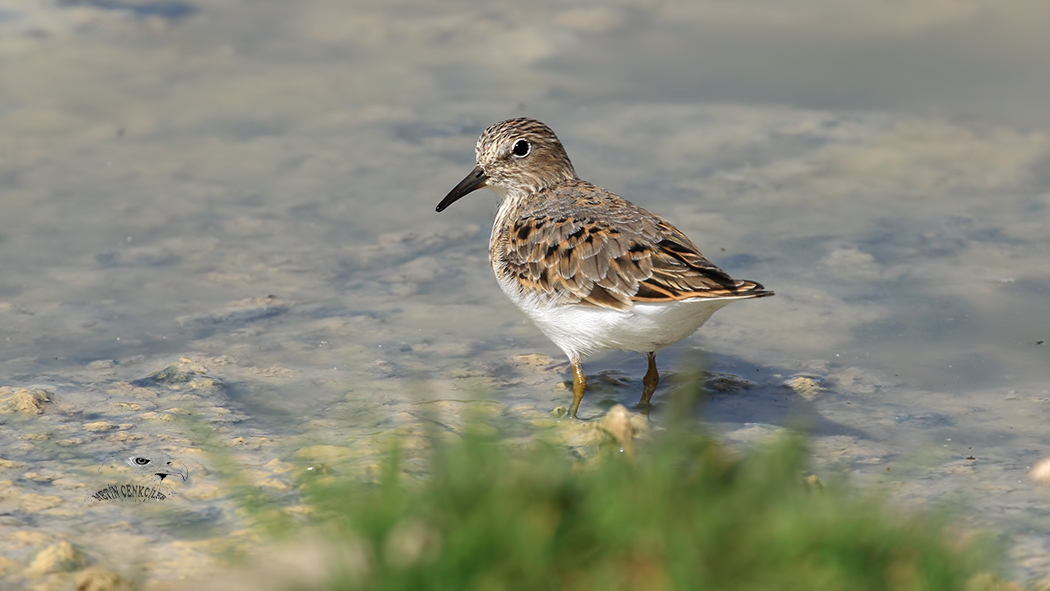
[495,181,773,311]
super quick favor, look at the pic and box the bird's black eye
[134,457,151,465]
[512,139,531,157]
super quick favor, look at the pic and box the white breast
[496,271,732,360]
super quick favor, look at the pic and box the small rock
[84,421,115,432]
[803,474,824,491]
[598,404,635,455]
[26,541,89,576]
[300,463,333,477]
[1030,456,1050,486]
[785,375,824,400]
[132,364,226,390]
[0,387,52,414]
[75,567,135,591]
[703,372,755,393]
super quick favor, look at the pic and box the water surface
[1,0,1048,586]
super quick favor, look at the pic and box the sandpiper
[436,118,772,418]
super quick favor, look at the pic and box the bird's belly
[510,291,731,359]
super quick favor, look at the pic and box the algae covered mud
[1,0,1049,587]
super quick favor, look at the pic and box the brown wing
[629,221,772,304]
[499,183,772,311]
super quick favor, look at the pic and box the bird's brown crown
[475,118,578,196]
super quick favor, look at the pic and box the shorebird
[437,118,772,418]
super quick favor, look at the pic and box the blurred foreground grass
[208,410,1012,591]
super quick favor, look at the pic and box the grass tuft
[295,422,1005,591]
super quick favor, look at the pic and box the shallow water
[1,0,1049,587]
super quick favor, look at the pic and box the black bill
[436,166,488,212]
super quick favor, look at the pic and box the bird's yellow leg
[640,351,659,405]
[570,357,586,419]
